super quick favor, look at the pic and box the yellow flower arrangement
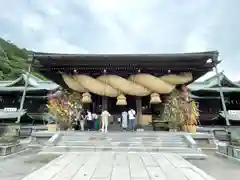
[47,91,83,129]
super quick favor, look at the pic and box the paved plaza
[21,152,215,180]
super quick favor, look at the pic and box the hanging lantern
[116,94,127,105]
[150,93,162,104]
[81,92,92,103]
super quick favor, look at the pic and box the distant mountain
[0,38,46,80]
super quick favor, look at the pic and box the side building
[0,73,59,124]
[188,72,240,126]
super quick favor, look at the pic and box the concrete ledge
[45,133,62,146]
[31,125,47,131]
[191,133,217,149]
[31,131,56,138]
[0,142,27,156]
[191,132,215,139]
[184,134,197,149]
[0,148,30,159]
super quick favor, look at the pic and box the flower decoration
[46,90,83,128]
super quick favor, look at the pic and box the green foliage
[0,38,47,80]
[161,89,185,130]
[0,38,28,80]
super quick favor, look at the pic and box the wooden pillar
[102,69,108,112]
[102,96,108,111]
[93,101,96,113]
[136,97,142,126]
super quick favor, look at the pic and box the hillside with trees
[0,38,45,80]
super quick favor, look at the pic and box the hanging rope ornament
[116,94,127,105]
[81,92,92,103]
[150,93,162,104]
[63,73,193,103]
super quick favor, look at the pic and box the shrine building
[31,51,219,128]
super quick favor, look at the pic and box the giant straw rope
[62,73,192,105]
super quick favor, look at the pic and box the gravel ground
[0,148,59,180]
[188,150,240,180]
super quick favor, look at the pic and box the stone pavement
[0,148,59,180]
[21,152,215,180]
[189,151,240,180]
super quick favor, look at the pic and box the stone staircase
[43,132,206,159]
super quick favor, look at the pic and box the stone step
[62,134,186,137]
[58,139,187,143]
[61,138,186,142]
[61,133,186,137]
[59,141,187,146]
[58,139,186,143]
[57,142,188,147]
[58,140,187,143]
[60,132,185,137]
[42,146,205,159]
[43,146,198,152]
[59,134,189,148]
[61,136,185,141]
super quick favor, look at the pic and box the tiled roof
[188,72,240,92]
[0,109,26,119]
[219,111,240,121]
[0,73,59,91]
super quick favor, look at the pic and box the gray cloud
[0,0,239,80]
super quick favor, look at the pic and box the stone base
[191,133,217,149]
[0,142,26,156]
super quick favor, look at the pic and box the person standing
[86,109,93,131]
[121,109,128,131]
[92,112,99,130]
[101,109,111,132]
[128,108,136,131]
[76,109,85,131]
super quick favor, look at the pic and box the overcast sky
[0,0,239,81]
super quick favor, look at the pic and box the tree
[0,38,28,80]
[161,89,185,130]
[0,38,47,80]
[47,91,82,130]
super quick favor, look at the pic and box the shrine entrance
[31,51,218,132]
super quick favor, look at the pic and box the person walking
[121,109,128,131]
[101,109,111,132]
[128,108,136,131]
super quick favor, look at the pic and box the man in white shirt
[128,108,136,131]
[101,109,111,132]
